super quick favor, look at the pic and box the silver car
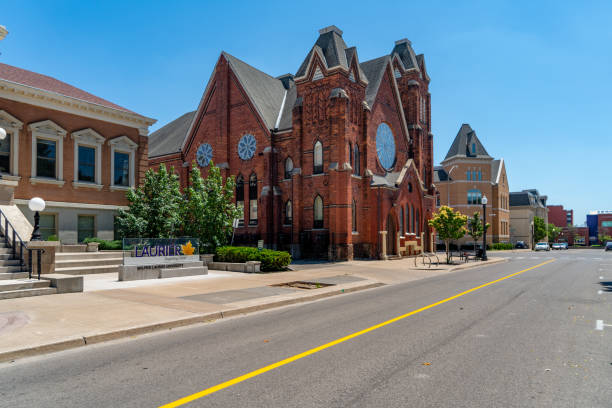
[535,242,550,251]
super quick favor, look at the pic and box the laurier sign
[122,238,200,268]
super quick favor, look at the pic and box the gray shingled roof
[390,40,419,71]
[148,111,195,158]
[491,159,501,182]
[510,190,547,208]
[360,56,390,107]
[276,78,297,130]
[223,52,286,130]
[296,27,349,78]
[444,124,491,160]
[433,166,451,183]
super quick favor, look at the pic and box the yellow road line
[159,259,554,407]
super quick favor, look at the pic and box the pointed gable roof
[390,39,420,72]
[223,52,286,130]
[360,56,390,107]
[444,124,491,160]
[296,26,349,78]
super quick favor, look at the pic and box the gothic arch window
[314,195,323,229]
[236,174,245,226]
[405,205,410,234]
[467,189,482,205]
[284,157,293,179]
[416,209,420,235]
[399,205,404,235]
[353,144,360,176]
[410,204,415,233]
[408,182,413,193]
[249,173,258,225]
[313,141,323,174]
[352,199,357,232]
[348,142,353,168]
[285,200,293,225]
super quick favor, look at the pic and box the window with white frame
[109,136,138,189]
[29,120,66,184]
[0,110,22,177]
[72,128,104,187]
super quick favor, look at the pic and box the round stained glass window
[196,143,213,167]
[376,123,396,170]
[238,134,257,160]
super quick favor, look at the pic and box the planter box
[208,260,261,273]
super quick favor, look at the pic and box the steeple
[444,124,491,160]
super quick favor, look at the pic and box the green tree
[467,212,490,252]
[115,164,183,239]
[428,206,468,264]
[181,161,242,253]
[533,216,547,243]
[547,223,561,243]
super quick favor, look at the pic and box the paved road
[1,249,611,407]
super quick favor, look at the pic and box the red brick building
[149,26,436,260]
[547,205,573,227]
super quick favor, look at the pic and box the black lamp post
[29,197,45,241]
[481,195,488,261]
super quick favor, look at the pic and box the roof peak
[319,25,343,36]
[394,38,411,46]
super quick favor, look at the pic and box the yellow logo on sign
[181,241,195,255]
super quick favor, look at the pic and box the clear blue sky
[2,0,610,224]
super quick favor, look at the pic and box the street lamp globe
[0,127,6,140]
[482,195,488,205]
[28,197,45,212]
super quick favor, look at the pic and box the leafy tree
[533,216,547,243]
[467,212,490,252]
[181,161,242,253]
[115,164,183,239]
[547,223,561,243]
[428,206,468,264]
[599,234,612,244]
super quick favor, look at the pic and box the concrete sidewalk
[0,257,506,362]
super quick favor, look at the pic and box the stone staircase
[55,251,123,275]
[0,242,56,299]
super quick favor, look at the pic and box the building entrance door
[387,214,397,256]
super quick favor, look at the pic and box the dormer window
[394,68,401,79]
[349,71,355,82]
[471,143,476,154]
[313,67,324,81]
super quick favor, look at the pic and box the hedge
[83,237,123,250]
[215,246,291,272]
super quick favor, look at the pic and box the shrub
[488,243,514,250]
[83,237,123,250]
[215,246,292,271]
[47,234,59,241]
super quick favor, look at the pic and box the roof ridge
[222,51,282,83]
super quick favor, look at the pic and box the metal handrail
[0,208,30,277]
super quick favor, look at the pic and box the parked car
[605,242,612,251]
[552,243,564,250]
[561,242,569,250]
[535,242,550,251]
[515,241,527,249]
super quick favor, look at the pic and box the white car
[535,242,550,251]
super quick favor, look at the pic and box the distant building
[509,189,548,247]
[586,211,612,244]
[547,205,573,227]
[434,124,510,244]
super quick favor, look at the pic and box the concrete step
[0,287,57,300]
[0,279,50,291]
[0,259,22,266]
[55,258,123,269]
[55,264,120,275]
[56,252,123,260]
[0,265,24,273]
[0,272,29,280]
[0,247,13,254]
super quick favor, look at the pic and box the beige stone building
[434,124,510,245]
[509,189,548,248]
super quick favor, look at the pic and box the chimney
[0,25,7,41]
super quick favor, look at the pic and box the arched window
[405,205,410,234]
[285,200,292,225]
[416,209,420,235]
[352,200,357,232]
[410,204,415,233]
[353,144,360,176]
[471,143,476,154]
[249,173,258,225]
[236,175,245,226]
[314,195,323,229]
[467,189,482,205]
[348,142,353,168]
[313,141,323,174]
[399,206,404,235]
[284,157,293,179]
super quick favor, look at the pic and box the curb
[0,281,384,363]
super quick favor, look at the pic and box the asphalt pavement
[1,249,611,407]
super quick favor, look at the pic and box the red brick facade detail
[150,30,437,259]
